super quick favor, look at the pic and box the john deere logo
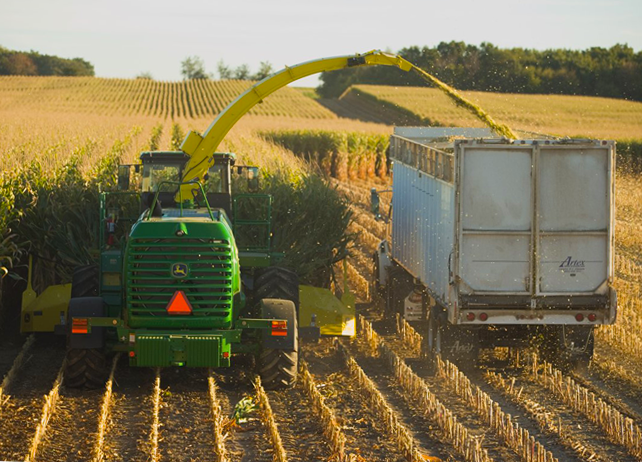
[171,263,189,278]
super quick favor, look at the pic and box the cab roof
[139,151,236,163]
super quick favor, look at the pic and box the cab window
[206,164,229,193]
[142,164,181,192]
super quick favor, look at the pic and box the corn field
[262,129,389,180]
[0,76,335,119]
[1,69,642,462]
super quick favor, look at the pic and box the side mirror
[370,188,381,220]
[117,165,130,191]
[247,167,260,193]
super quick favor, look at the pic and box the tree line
[180,56,273,81]
[0,46,94,76]
[318,42,642,101]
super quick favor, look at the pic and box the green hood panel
[125,216,240,329]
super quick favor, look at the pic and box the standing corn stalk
[530,355,642,458]
[299,361,348,461]
[254,376,288,462]
[207,371,229,462]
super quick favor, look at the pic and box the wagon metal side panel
[390,136,455,307]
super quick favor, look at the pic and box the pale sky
[1,0,641,87]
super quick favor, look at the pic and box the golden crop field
[0,76,337,119]
[351,84,642,140]
[1,74,642,462]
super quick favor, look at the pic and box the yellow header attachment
[176,50,413,201]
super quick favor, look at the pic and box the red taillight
[479,313,488,322]
[575,313,585,322]
[588,313,597,322]
[271,320,288,336]
[466,312,476,321]
[71,318,88,334]
[166,290,193,315]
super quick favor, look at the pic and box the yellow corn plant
[0,76,334,120]
[149,368,161,462]
[262,130,389,181]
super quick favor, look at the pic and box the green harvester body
[80,151,287,368]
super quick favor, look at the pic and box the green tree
[233,64,250,80]
[317,42,642,102]
[181,56,209,80]
[253,61,273,80]
[217,60,233,79]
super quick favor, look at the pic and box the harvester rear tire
[71,265,99,299]
[254,267,299,312]
[259,348,298,390]
[64,348,108,389]
[258,299,298,390]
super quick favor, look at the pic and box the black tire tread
[254,267,299,311]
[259,349,297,390]
[64,348,107,389]
[71,265,99,299]
[386,266,413,318]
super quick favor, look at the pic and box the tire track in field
[370,316,590,462]
[157,368,219,462]
[356,325,517,462]
[35,353,121,462]
[303,339,409,462]
[214,364,273,462]
[266,382,333,461]
[34,382,103,461]
[102,363,155,462]
[498,368,638,462]
[344,341,466,462]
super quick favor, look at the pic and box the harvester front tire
[71,265,99,298]
[64,348,108,389]
[254,267,299,312]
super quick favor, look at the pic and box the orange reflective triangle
[166,290,193,315]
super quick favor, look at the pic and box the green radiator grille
[127,238,233,319]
